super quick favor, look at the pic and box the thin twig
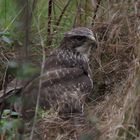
[85,0,88,26]
[29,0,38,21]
[53,1,56,22]
[4,6,24,32]
[55,0,71,27]
[73,0,82,28]
[91,0,101,26]
[31,0,38,15]
[47,0,53,46]
[4,0,7,26]
[24,0,29,58]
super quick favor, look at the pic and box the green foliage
[3,109,20,117]
[36,107,51,119]
[0,118,23,139]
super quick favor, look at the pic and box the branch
[91,0,101,26]
[47,0,53,46]
[55,0,71,27]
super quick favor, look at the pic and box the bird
[0,27,97,120]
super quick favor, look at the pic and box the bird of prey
[0,27,97,120]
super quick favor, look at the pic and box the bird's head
[61,27,97,59]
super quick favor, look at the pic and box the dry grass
[33,116,99,140]
[89,1,140,139]
[91,1,139,139]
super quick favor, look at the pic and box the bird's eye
[75,36,85,41]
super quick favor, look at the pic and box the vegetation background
[0,0,140,140]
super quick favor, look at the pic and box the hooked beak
[88,35,97,48]
[89,35,96,41]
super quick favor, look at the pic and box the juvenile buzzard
[0,27,97,120]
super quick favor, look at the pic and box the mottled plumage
[1,27,97,119]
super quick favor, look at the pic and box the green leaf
[0,31,11,37]
[2,109,11,117]
[0,119,23,133]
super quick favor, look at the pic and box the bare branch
[55,0,71,27]
[47,0,53,46]
[91,0,101,26]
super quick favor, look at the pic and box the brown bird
[0,27,97,120]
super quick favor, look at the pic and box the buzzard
[0,27,97,120]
